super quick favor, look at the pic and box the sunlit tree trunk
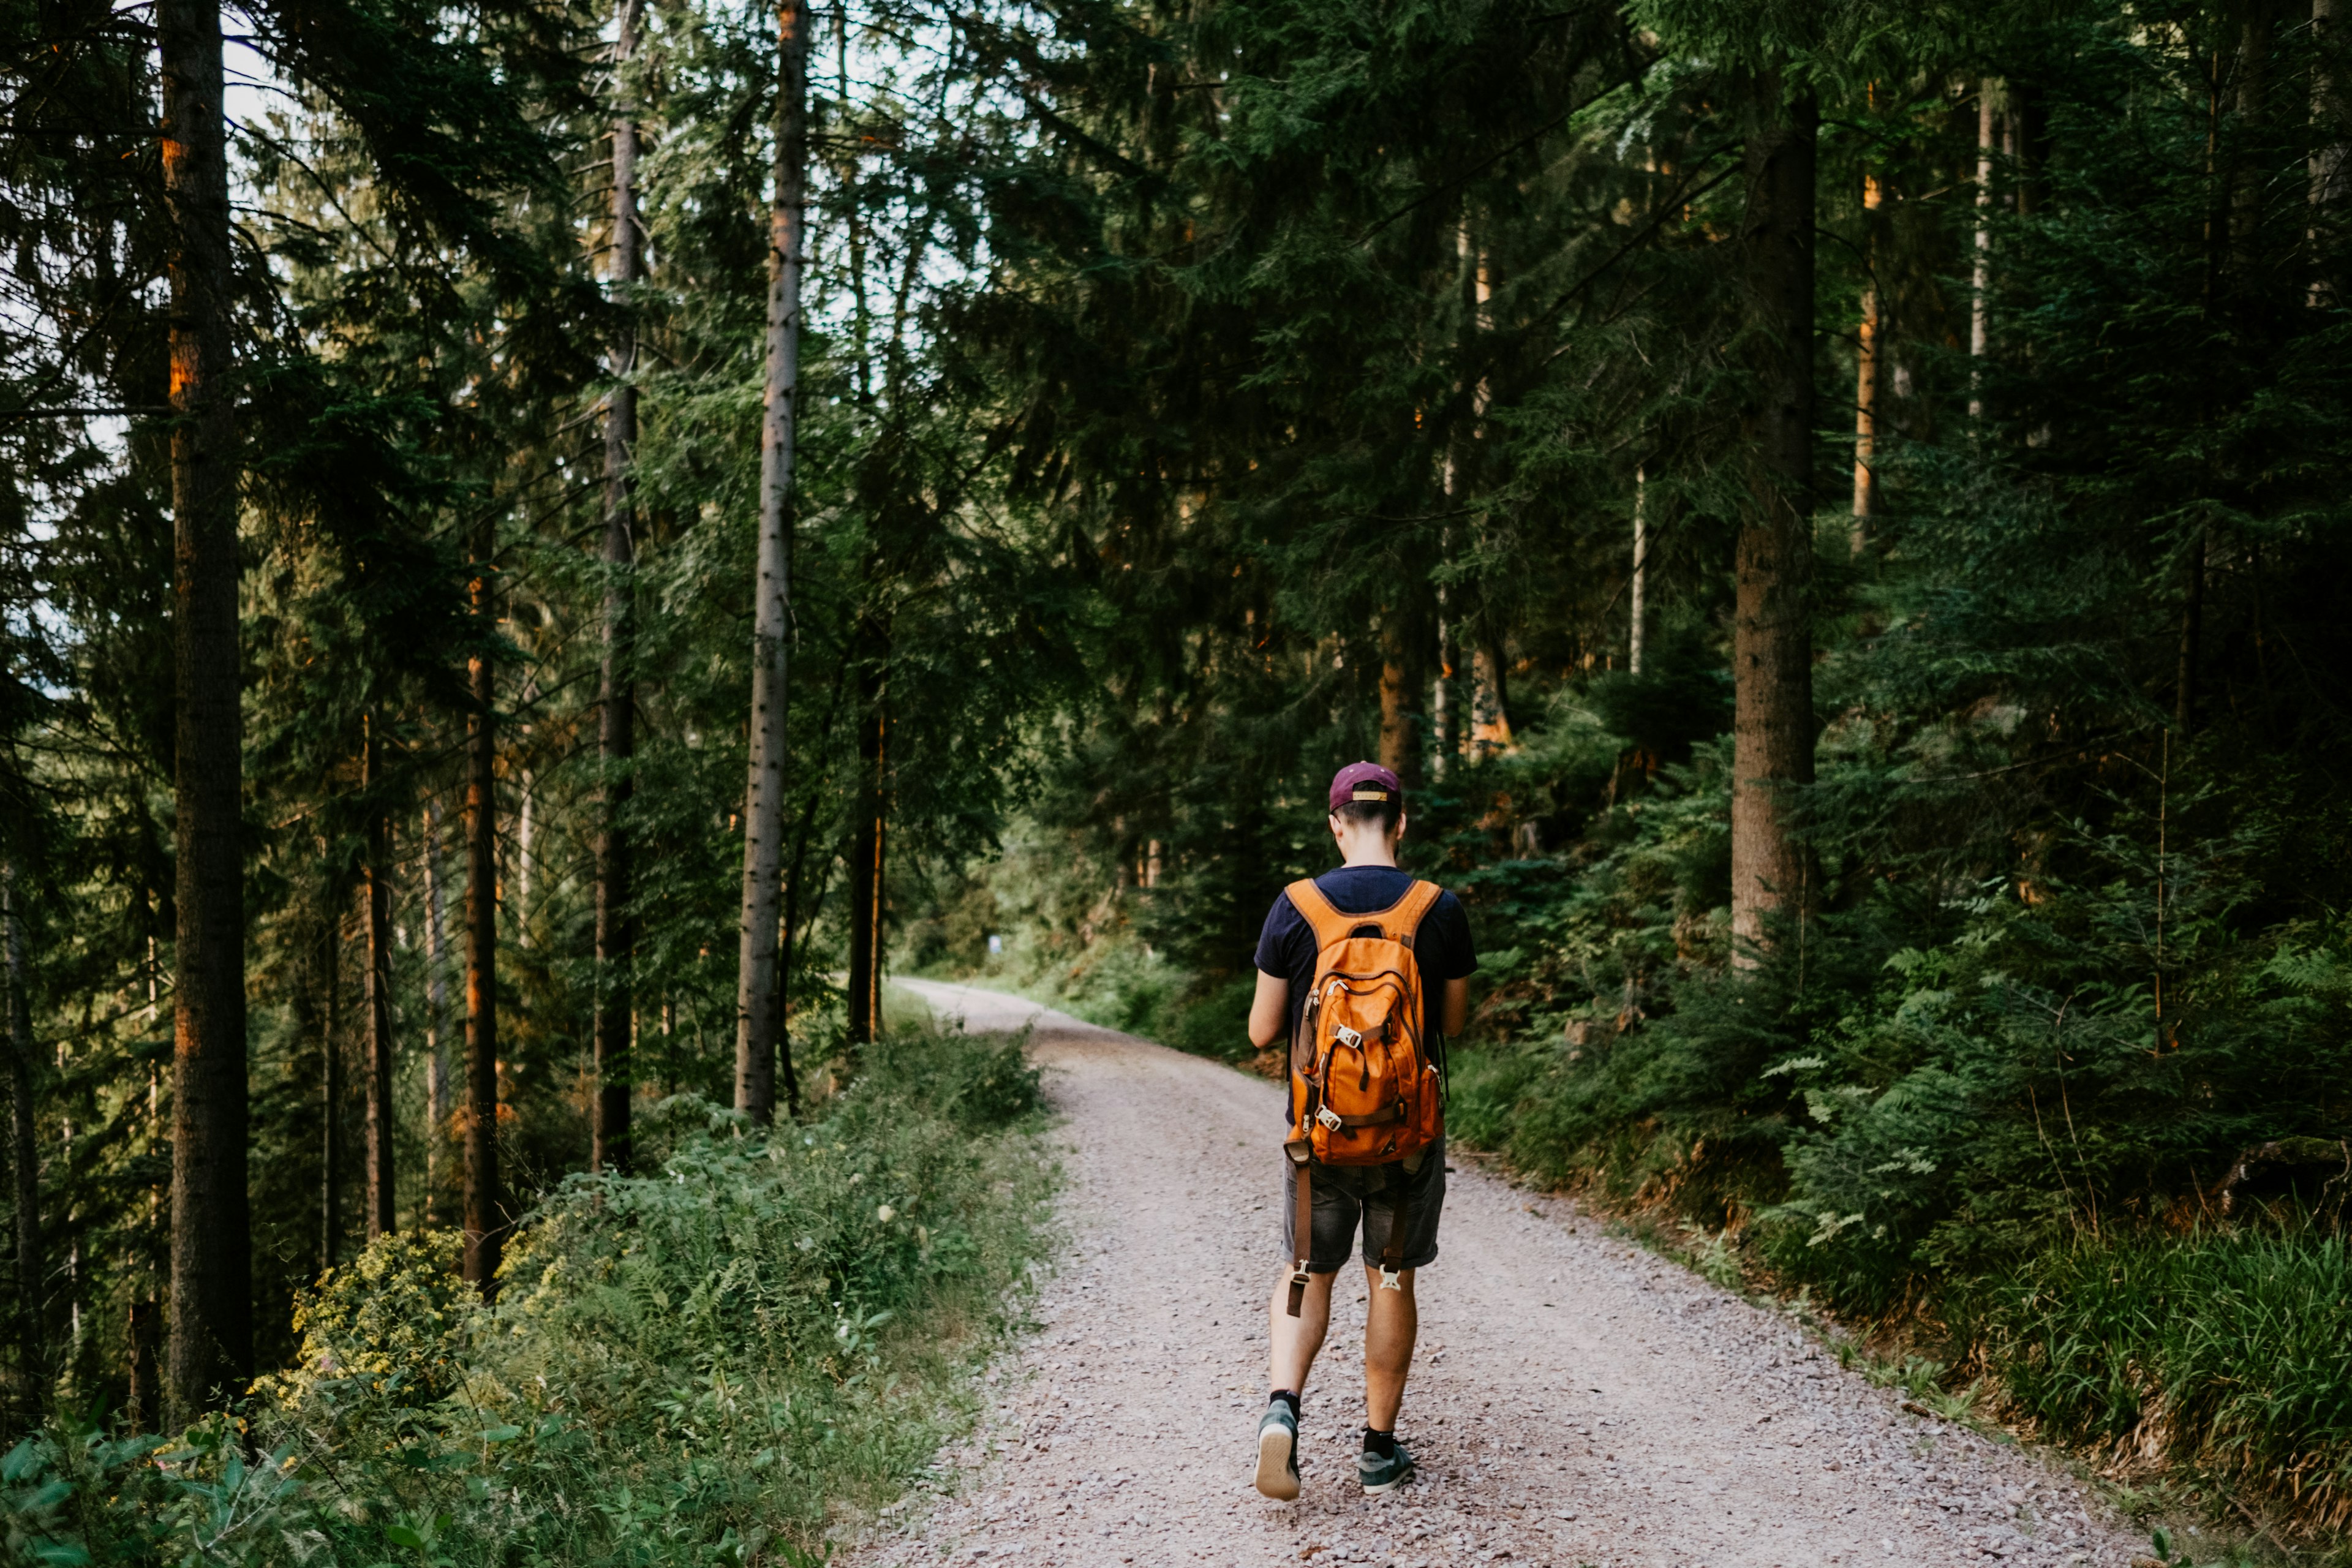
[463,519,502,1289]
[1852,164,1883,545]
[162,0,250,1422]
[1629,462,1649,674]
[1469,636,1513,757]
[1969,85,1996,423]
[1379,616,1415,780]
[1430,617,1455,778]
[734,0,810,1123]
[513,764,533,948]
[1730,80,1819,962]
[594,0,642,1174]
[363,718,394,1238]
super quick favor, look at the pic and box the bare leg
[1362,1264,1417,1430]
[1267,1267,1334,1395]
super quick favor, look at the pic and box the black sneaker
[1357,1436,1414,1493]
[1254,1401,1301,1501]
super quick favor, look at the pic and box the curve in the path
[849,977,2141,1568]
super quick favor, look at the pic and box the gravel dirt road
[848,978,2145,1568]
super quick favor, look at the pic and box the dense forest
[3,0,2351,1552]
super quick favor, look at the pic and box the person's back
[1246,761,1476,1500]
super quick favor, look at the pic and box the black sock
[1363,1427,1396,1458]
[1268,1389,1300,1417]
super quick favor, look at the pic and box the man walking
[1248,761,1475,1499]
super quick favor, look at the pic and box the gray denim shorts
[1280,1141,1445,1273]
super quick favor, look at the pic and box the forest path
[848,978,2142,1568]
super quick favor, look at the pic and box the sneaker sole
[1254,1425,1300,1501]
[1360,1461,1415,1494]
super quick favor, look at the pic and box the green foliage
[0,1028,1053,1566]
[1979,1227,2352,1532]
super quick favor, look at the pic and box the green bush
[0,1027,1054,1567]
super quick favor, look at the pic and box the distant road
[858,976,2138,1568]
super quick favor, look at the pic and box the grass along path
[845,979,2146,1568]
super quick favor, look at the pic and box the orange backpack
[1281,876,1445,1312]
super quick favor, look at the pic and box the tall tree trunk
[2313,0,2343,303]
[513,767,533,948]
[1852,162,1884,543]
[734,0,810,1123]
[162,0,251,1423]
[1378,614,1415,781]
[845,671,888,1046]
[1469,633,1513,758]
[1969,85,1997,423]
[420,800,448,1225]
[595,0,643,1174]
[363,718,394,1239]
[1431,579,1455,780]
[463,521,502,1289]
[1,868,39,1408]
[1730,80,1820,962]
[1629,462,1649,674]
[318,911,341,1274]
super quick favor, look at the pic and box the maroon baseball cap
[1328,760,1404,812]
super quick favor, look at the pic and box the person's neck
[1335,836,1399,869]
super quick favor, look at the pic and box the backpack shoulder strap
[1284,878,1357,953]
[1376,880,1444,950]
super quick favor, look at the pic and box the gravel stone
[838,981,2147,1568]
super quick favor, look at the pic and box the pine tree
[734,0,810,1121]
[594,0,644,1174]
[159,0,251,1419]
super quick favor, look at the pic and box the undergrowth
[0,1027,1052,1566]
[1973,1226,2352,1537]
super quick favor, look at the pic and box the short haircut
[1331,797,1401,834]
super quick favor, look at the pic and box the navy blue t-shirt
[1253,865,1477,1052]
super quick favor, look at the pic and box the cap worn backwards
[1327,760,1403,813]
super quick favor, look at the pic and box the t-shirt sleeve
[1427,891,1477,980]
[1254,892,1300,976]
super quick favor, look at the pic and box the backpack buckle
[1316,1105,1344,1132]
[1333,1023,1363,1050]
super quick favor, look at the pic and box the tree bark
[1969,85,1997,423]
[1378,614,1415,781]
[2313,0,2344,303]
[162,0,251,1423]
[1,868,39,1406]
[1430,586,1455,779]
[1730,80,1819,962]
[595,0,643,1174]
[463,520,502,1289]
[1852,164,1884,543]
[318,910,341,1273]
[845,674,888,1046]
[734,0,811,1123]
[1469,633,1513,758]
[363,718,394,1239]
[1630,463,1649,674]
[420,800,448,1225]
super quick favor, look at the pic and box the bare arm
[1441,976,1468,1038]
[1248,970,1289,1049]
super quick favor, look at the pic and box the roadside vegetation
[0,1030,1049,1567]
